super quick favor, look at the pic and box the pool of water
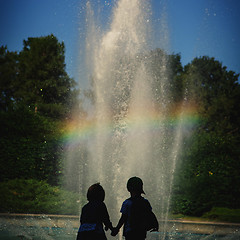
[0,226,239,240]
[150,231,240,240]
[0,226,75,240]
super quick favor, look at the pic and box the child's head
[87,183,105,202]
[127,176,145,195]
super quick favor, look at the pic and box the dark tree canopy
[0,35,80,184]
[172,56,240,215]
[17,35,78,118]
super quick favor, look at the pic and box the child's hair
[87,183,105,202]
[127,176,145,194]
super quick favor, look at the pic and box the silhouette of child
[76,183,114,240]
[111,177,158,240]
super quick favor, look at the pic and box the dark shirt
[79,200,112,234]
[120,196,152,237]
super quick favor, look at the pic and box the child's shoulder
[142,196,150,203]
[132,196,152,210]
[122,197,132,206]
[123,197,131,203]
[82,200,105,209]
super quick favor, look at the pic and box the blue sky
[1,0,239,89]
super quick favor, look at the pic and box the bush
[0,179,84,215]
[171,189,213,217]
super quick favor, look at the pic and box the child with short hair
[76,183,114,240]
[111,177,159,240]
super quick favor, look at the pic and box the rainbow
[61,102,201,148]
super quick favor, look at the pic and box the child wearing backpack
[76,183,114,240]
[111,177,158,240]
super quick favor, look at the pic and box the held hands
[111,227,119,236]
[105,225,119,236]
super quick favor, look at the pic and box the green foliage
[171,56,240,216]
[0,179,83,215]
[0,35,82,184]
[16,34,78,118]
[183,56,240,133]
[0,35,80,118]
[0,104,64,184]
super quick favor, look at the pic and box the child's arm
[104,222,114,231]
[101,202,114,231]
[116,213,127,230]
[103,216,114,232]
[111,213,127,236]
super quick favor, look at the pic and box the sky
[1,0,240,89]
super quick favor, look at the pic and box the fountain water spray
[66,0,186,238]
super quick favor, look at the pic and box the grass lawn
[170,207,240,223]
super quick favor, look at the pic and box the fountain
[66,0,187,239]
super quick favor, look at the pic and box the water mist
[66,0,185,239]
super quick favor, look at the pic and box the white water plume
[68,0,186,239]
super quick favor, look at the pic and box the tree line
[0,34,79,185]
[170,55,240,216]
[0,34,239,216]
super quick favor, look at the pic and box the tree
[16,34,78,118]
[172,57,240,215]
[0,35,81,184]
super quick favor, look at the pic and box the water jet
[66,0,188,238]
